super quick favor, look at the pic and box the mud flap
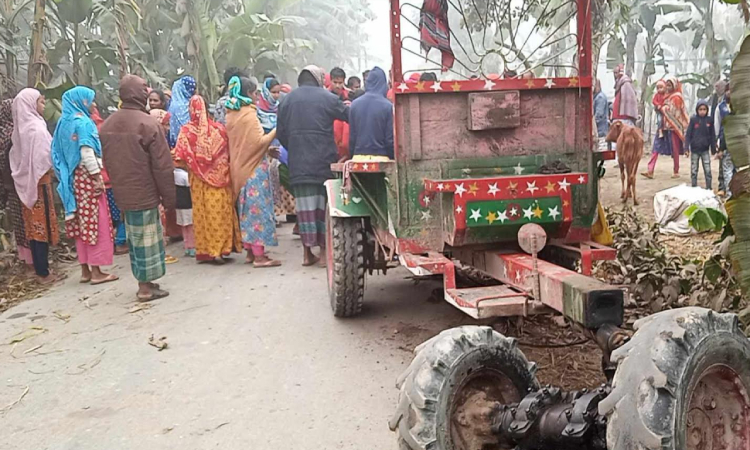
[324,178,372,218]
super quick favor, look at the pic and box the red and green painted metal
[324,0,621,327]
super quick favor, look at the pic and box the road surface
[0,226,472,450]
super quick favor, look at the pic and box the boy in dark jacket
[349,67,394,159]
[685,99,715,190]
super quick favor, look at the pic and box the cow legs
[620,165,627,200]
[629,170,638,205]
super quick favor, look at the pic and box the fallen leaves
[148,335,168,351]
[66,350,106,375]
[0,386,29,414]
[8,327,47,344]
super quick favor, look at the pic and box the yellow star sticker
[415,81,426,91]
[568,77,579,87]
[525,79,536,89]
[533,206,544,219]
[508,181,518,196]
[468,183,479,196]
[486,211,498,224]
[493,167,503,173]
[451,82,461,92]
[545,181,556,193]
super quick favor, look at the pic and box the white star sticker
[578,175,586,184]
[526,181,539,194]
[497,210,508,223]
[523,206,534,220]
[431,81,443,92]
[456,205,463,214]
[437,183,445,191]
[455,183,467,197]
[362,163,369,171]
[558,178,571,192]
[548,205,560,220]
[510,207,519,217]
[544,78,556,89]
[397,83,408,93]
[484,79,496,90]
[423,195,431,205]
[514,163,524,175]
[488,183,500,196]
[420,210,432,221]
[469,208,482,222]
[515,270,522,282]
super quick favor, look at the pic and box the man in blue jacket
[349,67,394,159]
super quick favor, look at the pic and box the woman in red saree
[174,96,241,263]
[661,75,690,178]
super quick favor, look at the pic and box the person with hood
[277,65,349,267]
[100,75,175,302]
[612,64,638,125]
[52,86,118,285]
[685,99,716,189]
[10,88,60,283]
[349,67,394,159]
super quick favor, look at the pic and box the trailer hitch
[492,385,610,450]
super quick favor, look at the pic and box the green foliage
[685,205,728,232]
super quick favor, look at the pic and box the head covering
[167,75,197,147]
[120,74,149,111]
[365,67,389,98]
[298,65,325,88]
[257,78,279,131]
[224,76,253,111]
[173,95,230,187]
[9,89,53,209]
[662,74,689,142]
[695,98,710,114]
[653,80,667,108]
[51,86,101,216]
[280,84,292,94]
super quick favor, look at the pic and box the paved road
[0,225,472,450]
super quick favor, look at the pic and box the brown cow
[606,121,644,205]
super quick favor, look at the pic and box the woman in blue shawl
[51,86,117,285]
[167,75,197,148]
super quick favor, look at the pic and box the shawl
[300,65,326,88]
[173,95,230,188]
[224,76,252,111]
[419,0,455,70]
[51,86,102,216]
[10,88,53,209]
[614,74,638,119]
[256,78,279,132]
[662,75,690,142]
[167,75,197,147]
[90,106,104,128]
[226,103,277,199]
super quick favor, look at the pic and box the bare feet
[302,247,319,266]
[91,273,119,285]
[245,251,255,264]
[80,264,92,283]
[38,272,62,285]
[641,172,654,179]
[671,173,680,179]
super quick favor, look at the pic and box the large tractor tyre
[599,307,750,450]
[326,215,365,317]
[389,326,540,450]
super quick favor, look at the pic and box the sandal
[137,288,170,302]
[165,255,179,264]
[91,274,120,285]
[253,259,282,268]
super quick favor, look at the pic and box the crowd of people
[594,64,732,195]
[0,64,395,301]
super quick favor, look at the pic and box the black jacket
[685,100,716,154]
[277,77,349,186]
[350,67,394,158]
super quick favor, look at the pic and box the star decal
[532,206,544,219]
[578,175,587,184]
[558,178,571,192]
[515,270,523,283]
[509,207,519,217]
[548,205,561,220]
[451,82,461,92]
[468,183,479,196]
[563,200,570,207]
[397,83,409,93]
[437,183,445,191]
[545,181,556,193]
[526,181,539,194]
[423,195,431,206]
[525,78,536,89]
[469,208,482,222]
[455,205,463,214]
[431,81,443,92]
[544,78,556,89]
[523,206,534,220]
[514,163,524,175]
[497,210,509,223]
[568,77,579,87]
[415,81,426,91]
[362,163,369,171]
[488,183,500,196]
[508,181,519,196]
[455,183,467,197]
[484,79,496,90]
[420,210,432,221]
[486,211,498,224]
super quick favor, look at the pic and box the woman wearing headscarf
[0,99,33,267]
[52,86,118,284]
[661,75,690,178]
[166,77,196,244]
[225,76,281,267]
[9,89,59,283]
[174,95,241,263]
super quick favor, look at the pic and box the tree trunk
[624,22,638,76]
[28,0,47,87]
[73,22,81,84]
[116,16,130,78]
[705,0,720,83]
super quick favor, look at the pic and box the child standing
[685,100,716,189]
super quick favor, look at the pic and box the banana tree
[0,0,34,92]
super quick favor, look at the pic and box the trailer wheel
[389,326,539,450]
[326,214,365,317]
[599,307,750,450]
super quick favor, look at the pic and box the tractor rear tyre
[326,215,365,317]
[389,326,539,450]
[599,307,750,450]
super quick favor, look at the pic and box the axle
[492,385,610,450]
